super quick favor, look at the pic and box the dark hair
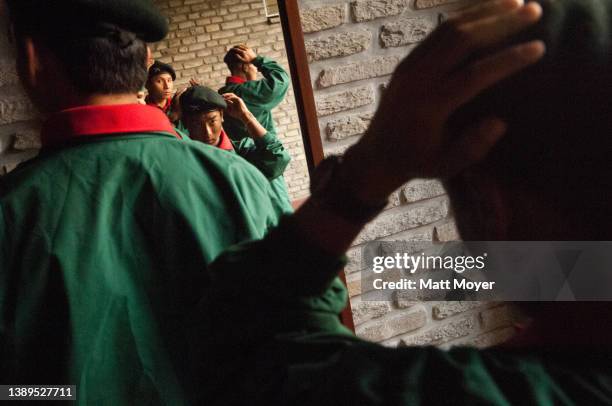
[13,23,148,94]
[223,48,243,72]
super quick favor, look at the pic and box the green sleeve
[239,56,290,110]
[209,216,345,299]
[234,133,291,180]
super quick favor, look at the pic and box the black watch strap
[310,155,388,224]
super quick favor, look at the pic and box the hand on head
[344,0,545,204]
[231,45,257,64]
[222,93,250,121]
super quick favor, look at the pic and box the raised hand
[222,92,250,121]
[231,44,257,64]
[344,0,545,204]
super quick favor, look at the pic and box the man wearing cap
[219,45,292,208]
[145,60,189,134]
[180,85,291,195]
[1,0,288,401]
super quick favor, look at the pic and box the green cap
[6,0,168,42]
[180,86,228,114]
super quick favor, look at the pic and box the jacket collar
[226,76,247,85]
[41,104,180,148]
[146,96,173,113]
[217,129,235,152]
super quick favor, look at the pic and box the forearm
[241,110,267,139]
[293,142,401,256]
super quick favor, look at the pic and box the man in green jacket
[145,60,189,134]
[219,45,292,207]
[1,0,289,401]
[180,85,291,195]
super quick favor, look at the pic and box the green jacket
[0,104,289,404]
[231,133,291,183]
[198,218,612,405]
[219,56,292,208]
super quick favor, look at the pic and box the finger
[449,0,522,24]
[443,40,545,109]
[432,2,542,71]
[234,51,248,62]
[394,1,540,76]
[437,118,507,177]
[461,2,541,46]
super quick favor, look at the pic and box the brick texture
[317,55,400,88]
[351,0,407,22]
[380,17,436,48]
[305,30,372,62]
[300,5,346,33]
[316,86,375,117]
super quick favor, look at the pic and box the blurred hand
[345,0,545,203]
[189,78,200,87]
[232,45,257,63]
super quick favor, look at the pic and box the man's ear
[146,46,154,69]
[219,110,224,123]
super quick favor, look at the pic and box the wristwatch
[310,155,388,225]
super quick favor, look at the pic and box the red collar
[226,76,247,85]
[146,96,173,113]
[217,130,235,152]
[41,104,180,148]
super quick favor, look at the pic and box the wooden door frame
[278,0,355,333]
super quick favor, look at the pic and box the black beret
[148,61,176,81]
[180,86,228,114]
[6,0,168,42]
[449,0,612,187]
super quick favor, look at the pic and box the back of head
[448,0,612,237]
[224,47,243,72]
[6,0,168,94]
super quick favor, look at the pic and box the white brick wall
[297,0,520,348]
[152,0,311,201]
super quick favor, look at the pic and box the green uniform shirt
[219,56,292,208]
[231,133,290,182]
[181,129,293,213]
[0,104,289,404]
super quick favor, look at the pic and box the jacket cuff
[252,56,265,69]
[253,132,277,147]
